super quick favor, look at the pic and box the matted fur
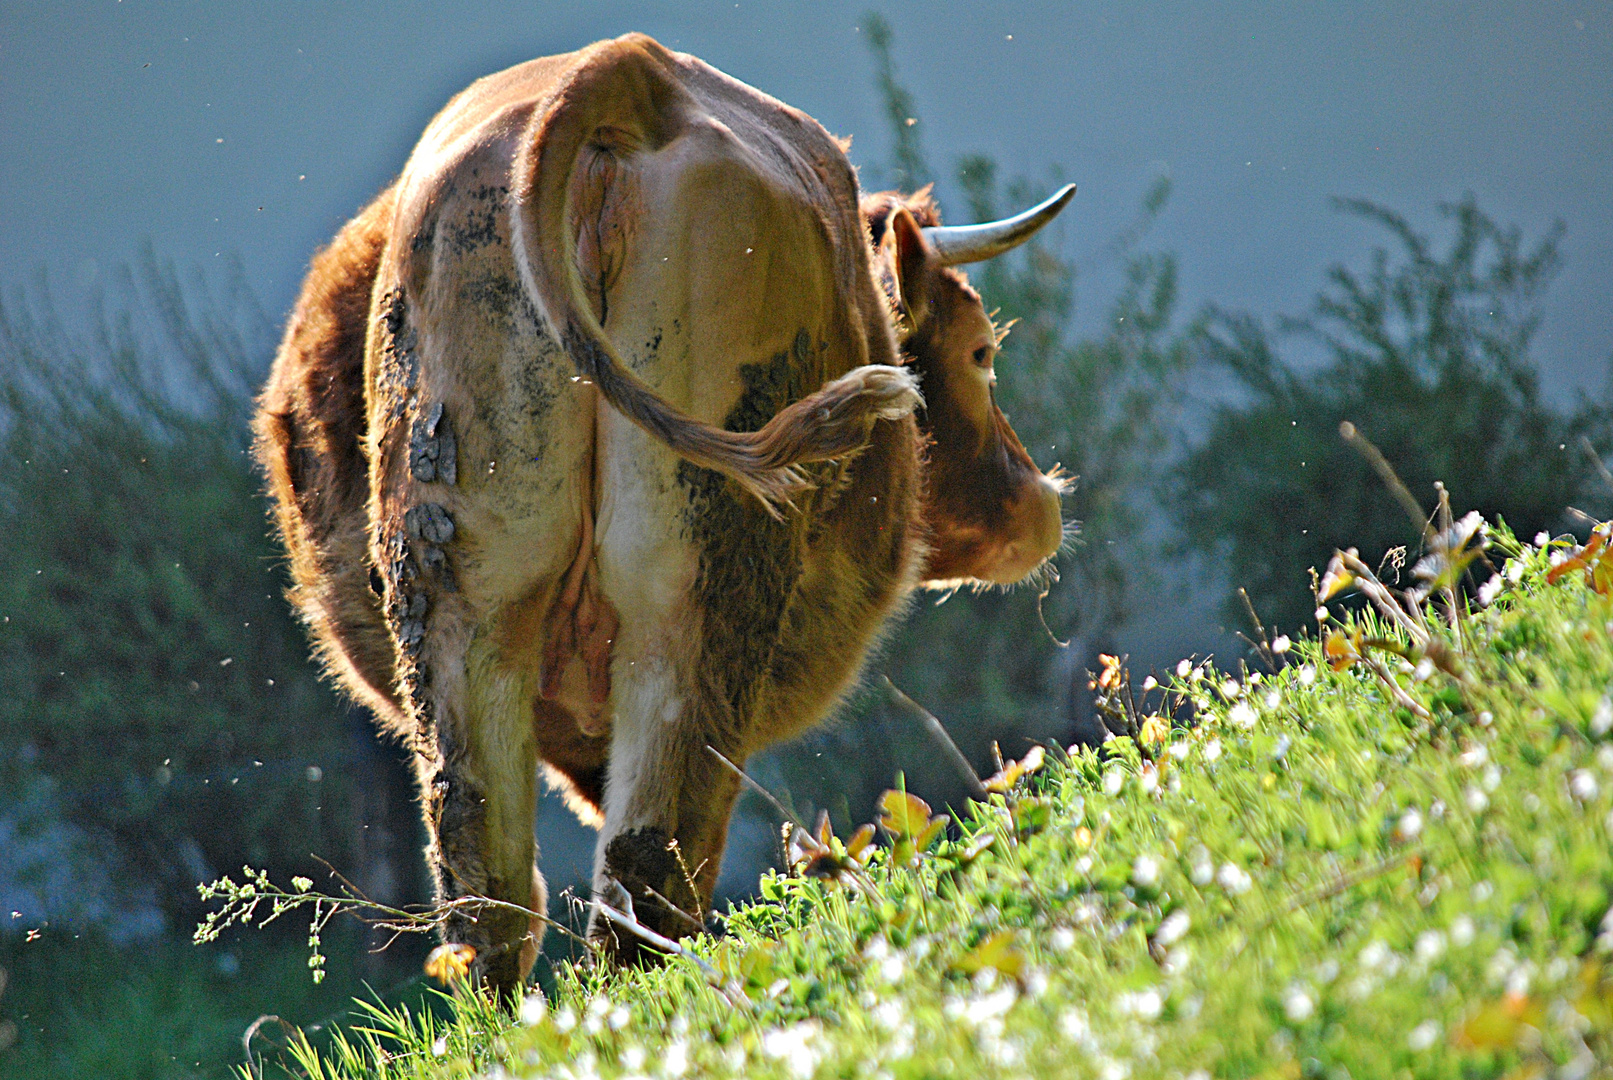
[253,34,1063,999]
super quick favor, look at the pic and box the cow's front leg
[413,625,548,998]
[586,657,742,963]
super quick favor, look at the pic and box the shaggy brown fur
[253,34,1064,998]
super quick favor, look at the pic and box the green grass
[255,523,1613,1077]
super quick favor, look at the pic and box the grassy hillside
[244,518,1613,1078]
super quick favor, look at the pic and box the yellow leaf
[983,745,1047,793]
[424,942,476,984]
[1317,554,1356,601]
[1095,653,1123,691]
[1453,991,1543,1049]
[1324,629,1360,671]
[878,790,933,839]
[914,815,950,852]
[1139,715,1169,745]
[953,930,1024,979]
[846,823,876,862]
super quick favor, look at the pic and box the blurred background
[2,2,1611,1075]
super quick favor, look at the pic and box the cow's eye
[972,346,991,367]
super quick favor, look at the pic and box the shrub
[1175,195,1613,633]
[0,260,404,924]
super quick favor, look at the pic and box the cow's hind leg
[586,658,741,963]
[413,627,547,997]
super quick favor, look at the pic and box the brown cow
[254,34,1070,995]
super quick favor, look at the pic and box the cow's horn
[922,183,1077,266]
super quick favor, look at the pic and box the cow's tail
[509,34,919,516]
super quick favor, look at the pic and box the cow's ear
[886,207,933,333]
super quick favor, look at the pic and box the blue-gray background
[4,1,1610,399]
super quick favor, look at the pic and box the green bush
[1175,195,1613,633]
[0,260,391,923]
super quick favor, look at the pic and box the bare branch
[881,676,989,800]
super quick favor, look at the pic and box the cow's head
[865,186,1076,587]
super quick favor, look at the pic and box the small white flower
[1450,915,1476,947]
[431,1036,448,1057]
[621,1046,645,1071]
[1272,634,1291,655]
[1315,605,1331,622]
[608,1005,630,1031]
[664,1040,689,1077]
[1142,675,1158,691]
[1506,557,1526,582]
[1139,767,1160,795]
[1413,657,1436,682]
[1203,737,1223,763]
[1169,741,1192,761]
[1273,734,1291,760]
[1217,862,1252,895]
[1535,530,1552,547]
[1465,786,1489,814]
[1156,910,1191,946]
[1132,853,1162,889]
[1117,988,1163,1020]
[1359,940,1395,973]
[1298,664,1316,686]
[1059,1006,1090,1040]
[966,985,1018,1027]
[1415,930,1447,963]
[1594,697,1613,738]
[1478,574,1503,606]
[1282,986,1314,1023]
[1396,808,1424,842]
[518,992,548,1026]
[1473,880,1495,902]
[1221,678,1241,699]
[1478,710,1494,727]
[761,1022,821,1078]
[1104,768,1124,796]
[880,952,905,983]
[1228,701,1258,729]
[1051,926,1076,952]
[1264,690,1281,710]
[1407,1019,1440,1051]
[1315,958,1340,984]
[1189,848,1214,886]
[1482,764,1502,791]
[1098,1057,1129,1080]
[1458,743,1489,768]
[1176,659,1192,678]
[553,1006,577,1032]
[1597,744,1613,772]
[1570,770,1600,803]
